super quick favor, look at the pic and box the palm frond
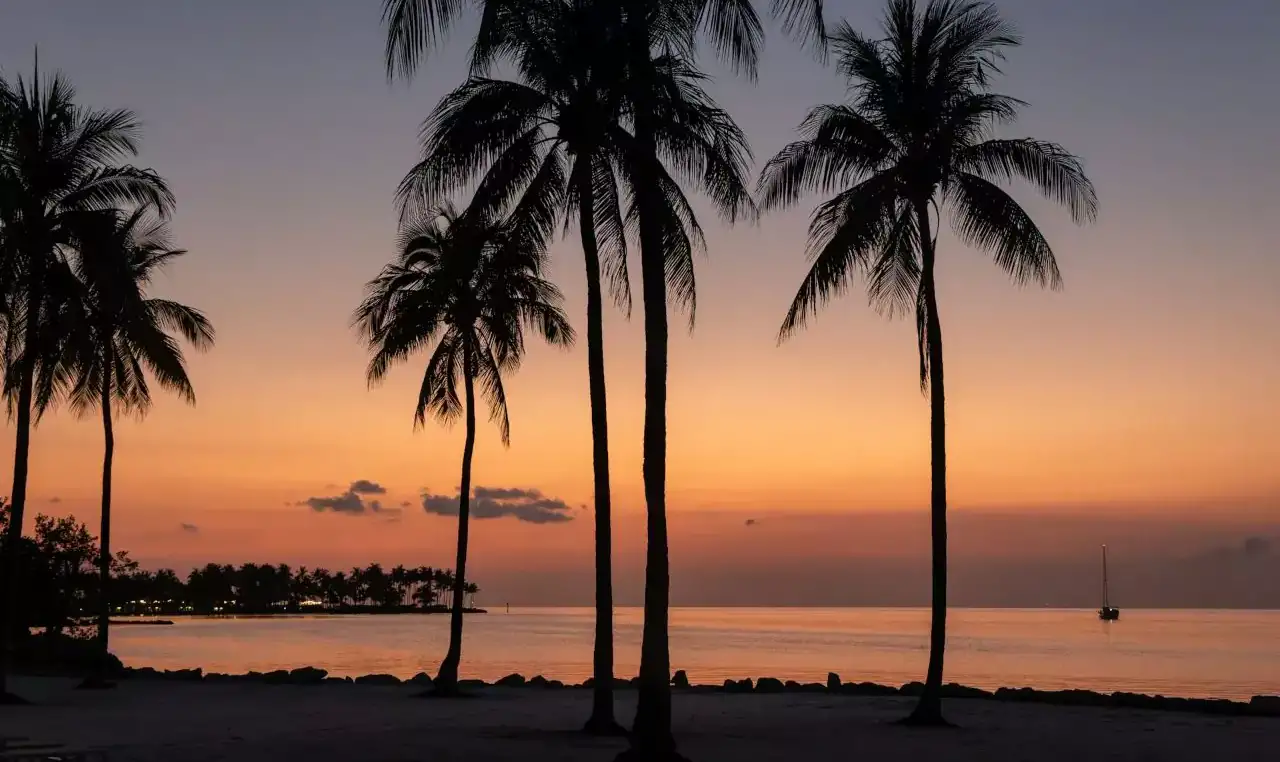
[757,104,897,210]
[381,0,472,80]
[771,0,828,54]
[779,170,901,340]
[958,138,1098,224]
[947,171,1061,288]
[696,0,765,80]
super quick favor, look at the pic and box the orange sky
[3,1,1279,605]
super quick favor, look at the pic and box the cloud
[179,523,200,534]
[422,486,575,524]
[300,480,399,517]
[48,496,62,504]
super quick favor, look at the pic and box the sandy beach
[3,678,1277,761]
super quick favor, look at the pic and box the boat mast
[1101,544,1110,610]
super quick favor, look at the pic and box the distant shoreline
[111,607,488,619]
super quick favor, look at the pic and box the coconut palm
[396,0,764,732]
[0,64,174,703]
[354,198,573,694]
[65,208,213,683]
[382,1,824,752]
[759,0,1097,724]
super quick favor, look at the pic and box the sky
[1,0,1278,607]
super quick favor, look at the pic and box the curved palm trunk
[577,165,622,735]
[435,340,476,695]
[96,358,115,672]
[622,5,678,758]
[907,200,950,726]
[0,281,43,704]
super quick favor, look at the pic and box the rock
[755,677,784,693]
[205,672,231,682]
[289,666,328,684]
[898,681,925,696]
[131,666,160,680]
[671,670,690,689]
[994,686,1036,702]
[459,679,488,690]
[783,680,802,691]
[164,668,203,681]
[547,680,565,689]
[262,670,292,684]
[1251,695,1280,716]
[323,676,351,684]
[408,672,433,686]
[940,683,993,700]
[528,675,550,688]
[722,678,753,694]
[354,673,401,686]
[243,671,265,682]
[827,672,841,691]
[496,673,527,687]
[800,683,827,693]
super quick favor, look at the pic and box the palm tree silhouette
[0,63,174,703]
[66,208,213,684]
[354,199,573,695]
[394,0,763,733]
[758,0,1097,725]
[382,0,822,753]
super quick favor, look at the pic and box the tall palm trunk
[97,352,115,664]
[0,279,43,704]
[623,4,678,758]
[908,199,949,725]
[435,339,476,695]
[577,164,622,735]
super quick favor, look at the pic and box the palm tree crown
[761,0,1097,368]
[400,3,757,329]
[382,0,828,82]
[354,200,574,442]
[68,208,214,417]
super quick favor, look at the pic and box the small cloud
[49,496,62,504]
[350,480,387,495]
[180,523,200,534]
[422,486,575,525]
[745,519,758,527]
[299,480,398,517]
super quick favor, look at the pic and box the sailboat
[1098,544,1120,621]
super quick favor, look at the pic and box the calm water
[111,607,1279,700]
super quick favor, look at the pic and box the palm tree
[382,0,823,752]
[758,0,1097,725]
[66,208,213,682]
[396,0,762,733]
[0,63,174,702]
[354,199,573,694]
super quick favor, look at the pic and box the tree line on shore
[1,0,1097,749]
[1,500,479,638]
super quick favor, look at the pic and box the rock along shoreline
[115,666,1280,719]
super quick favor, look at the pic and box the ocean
[110,607,1280,699]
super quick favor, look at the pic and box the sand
[3,677,1277,761]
